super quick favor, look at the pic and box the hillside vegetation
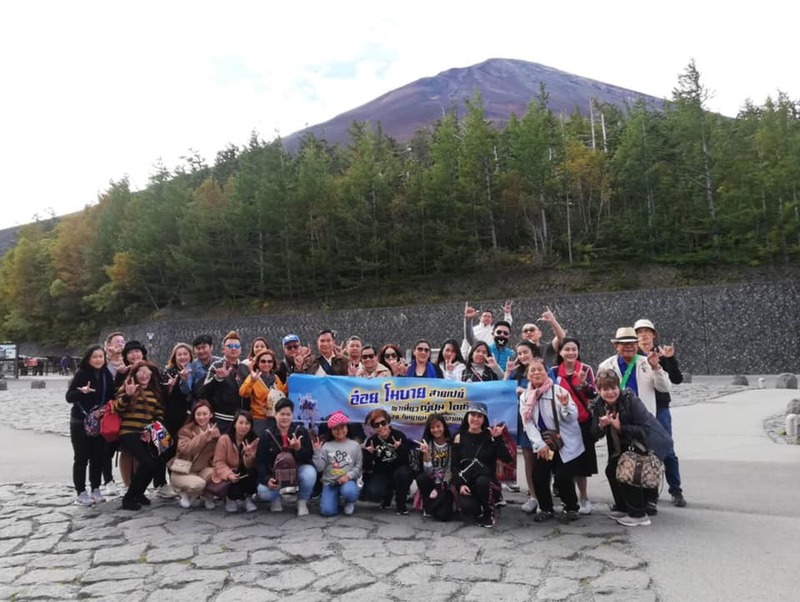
[0,62,798,347]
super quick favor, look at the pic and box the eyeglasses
[384,352,398,359]
[284,343,299,350]
[415,347,430,353]
[259,358,274,364]
[494,330,510,336]
[522,327,537,333]
[361,353,375,359]
[225,343,241,349]
[372,420,388,428]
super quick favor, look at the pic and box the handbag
[540,393,564,452]
[100,400,121,442]
[616,442,664,489]
[77,402,103,437]
[205,479,230,497]
[457,441,485,484]
[168,457,194,475]
[495,426,517,482]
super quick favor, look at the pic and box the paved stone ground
[0,482,655,602]
[0,374,784,601]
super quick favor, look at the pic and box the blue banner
[287,374,518,441]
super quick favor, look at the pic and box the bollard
[0,381,7,391]
[786,414,798,439]
[30,380,46,389]
[758,377,765,389]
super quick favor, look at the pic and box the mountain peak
[283,58,662,150]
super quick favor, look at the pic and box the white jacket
[597,354,670,416]
[519,384,585,463]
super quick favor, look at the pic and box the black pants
[70,422,104,493]
[362,465,414,509]
[458,474,498,517]
[606,456,658,518]
[227,469,257,500]
[531,451,579,513]
[102,440,119,484]
[119,433,158,500]
[416,472,455,521]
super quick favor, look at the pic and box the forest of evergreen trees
[1,62,798,347]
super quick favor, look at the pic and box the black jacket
[450,429,512,487]
[255,422,313,486]
[66,366,115,424]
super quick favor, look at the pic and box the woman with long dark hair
[212,409,260,513]
[113,360,167,511]
[405,339,443,378]
[171,400,220,510]
[462,341,503,382]
[554,336,597,514]
[415,413,455,521]
[66,344,115,506]
[435,339,466,381]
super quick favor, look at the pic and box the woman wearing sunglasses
[405,339,443,379]
[239,348,288,436]
[379,344,408,377]
[360,409,415,515]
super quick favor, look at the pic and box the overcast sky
[1,0,795,229]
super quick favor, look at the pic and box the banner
[287,374,519,441]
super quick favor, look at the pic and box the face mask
[493,335,508,347]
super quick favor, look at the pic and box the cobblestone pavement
[0,376,770,601]
[0,482,659,602]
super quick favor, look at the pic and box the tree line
[1,61,798,347]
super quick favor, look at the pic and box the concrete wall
[106,280,799,375]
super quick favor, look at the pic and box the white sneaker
[225,498,239,513]
[616,514,651,527]
[270,499,283,513]
[178,492,192,509]
[157,484,178,499]
[244,497,258,513]
[76,490,95,506]
[297,499,309,517]
[520,497,538,514]
[203,493,216,510]
[578,499,593,515]
[90,488,106,504]
[102,481,119,497]
[343,502,355,515]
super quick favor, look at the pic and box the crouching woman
[312,411,363,516]
[170,400,220,509]
[590,369,673,527]
[450,402,512,528]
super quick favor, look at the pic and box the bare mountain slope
[283,57,663,150]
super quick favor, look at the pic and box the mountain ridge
[283,57,664,149]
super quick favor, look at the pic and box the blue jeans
[320,480,359,516]
[256,464,317,502]
[656,407,682,495]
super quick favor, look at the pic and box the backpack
[267,430,298,487]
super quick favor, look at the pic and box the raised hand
[124,377,139,397]
[502,299,513,314]
[288,433,303,451]
[78,381,96,394]
[646,351,661,369]
[311,434,323,450]
[539,306,556,325]
[333,344,344,358]
[556,389,571,406]
[489,420,505,438]
[215,362,232,379]
[660,344,675,358]
[362,441,376,454]
[414,439,430,457]
[390,436,402,449]
[464,302,478,320]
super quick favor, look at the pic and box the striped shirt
[114,389,165,436]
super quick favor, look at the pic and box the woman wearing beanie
[312,410,363,516]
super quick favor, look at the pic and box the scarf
[522,377,553,423]
[406,361,438,378]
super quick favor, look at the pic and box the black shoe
[671,493,687,508]
[379,501,392,510]
[533,510,554,523]
[560,509,580,522]
[121,496,142,511]
[478,512,496,528]
[395,506,409,516]
[645,502,658,516]
[136,495,151,506]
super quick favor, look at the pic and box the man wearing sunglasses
[355,345,391,378]
[464,308,515,371]
[276,334,305,385]
[201,330,252,434]
[461,300,513,357]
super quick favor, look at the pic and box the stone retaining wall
[102,280,798,374]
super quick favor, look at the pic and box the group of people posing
[65,301,685,528]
